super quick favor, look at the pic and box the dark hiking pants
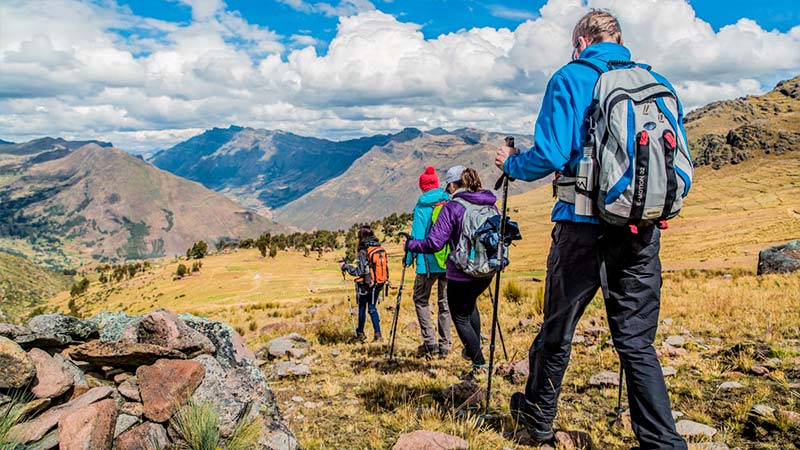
[413,273,452,353]
[448,278,492,365]
[521,222,687,450]
[356,285,381,335]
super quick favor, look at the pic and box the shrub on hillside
[69,277,90,297]
[175,263,188,279]
[187,241,209,259]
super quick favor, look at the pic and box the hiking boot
[354,332,367,343]
[417,344,437,359]
[372,332,383,343]
[461,347,470,361]
[438,347,450,359]
[509,393,554,443]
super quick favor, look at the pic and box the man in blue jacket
[404,166,452,358]
[495,11,688,449]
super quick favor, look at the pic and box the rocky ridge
[0,310,298,450]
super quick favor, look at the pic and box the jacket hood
[417,188,449,207]
[358,236,381,250]
[579,42,631,63]
[453,189,497,206]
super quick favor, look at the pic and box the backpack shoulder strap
[568,58,606,75]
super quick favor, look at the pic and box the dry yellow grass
[49,154,800,449]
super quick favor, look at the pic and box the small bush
[170,401,220,450]
[226,412,263,450]
[0,392,30,448]
[503,280,527,304]
[69,277,90,297]
[175,264,188,278]
[248,320,257,332]
[186,241,208,260]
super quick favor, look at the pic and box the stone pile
[0,310,299,450]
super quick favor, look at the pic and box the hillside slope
[150,125,399,212]
[685,75,800,168]
[0,143,282,267]
[0,251,70,324]
[47,153,800,450]
[273,129,537,229]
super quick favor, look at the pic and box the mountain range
[0,141,281,268]
[150,125,404,214]
[150,126,535,229]
[1,74,797,264]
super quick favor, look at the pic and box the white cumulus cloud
[0,0,798,151]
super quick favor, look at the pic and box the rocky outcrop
[0,310,298,450]
[757,240,800,275]
[693,125,800,170]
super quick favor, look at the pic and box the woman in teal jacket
[404,166,452,358]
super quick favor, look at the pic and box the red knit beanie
[418,166,440,192]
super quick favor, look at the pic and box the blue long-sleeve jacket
[404,188,449,274]
[503,42,689,223]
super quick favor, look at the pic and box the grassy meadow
[49,154,800,449]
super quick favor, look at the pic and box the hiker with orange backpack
[404,166,453,359]
[341,225,388,343]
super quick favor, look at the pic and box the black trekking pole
[485,286,508,361]
[388,232,411,361]
[485,136,515,415]
[340,261,358,338]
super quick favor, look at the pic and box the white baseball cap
[445,165,466,185]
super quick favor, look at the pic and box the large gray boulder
[27,313,97,341]
[757,240,800,275]
[180,314,255,368]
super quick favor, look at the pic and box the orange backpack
[364,246,389,287]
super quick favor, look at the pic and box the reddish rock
[113,422,169,450]
[0,336,36,389]
[120,402,143,417]
[28,348,74,399]
[58,399,118,450]
[11,386,114,443]
[71,384,91,400]
[137,359,205,422]
[70,340,186,368]
[122,309,215,355]
[118,378,141,402]
[750,365,769,376]
[393,430,468,450]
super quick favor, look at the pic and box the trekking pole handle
[495,136,516,190]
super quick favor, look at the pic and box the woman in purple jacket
[406,166,497,374]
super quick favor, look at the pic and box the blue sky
[118,0,800,50]
[1,0,799,151]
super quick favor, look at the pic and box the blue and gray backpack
[558,59,694,228]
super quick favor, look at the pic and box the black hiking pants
[521,222,687,450]
[448,278,492,366]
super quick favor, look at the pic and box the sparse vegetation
[175,263,188,279]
